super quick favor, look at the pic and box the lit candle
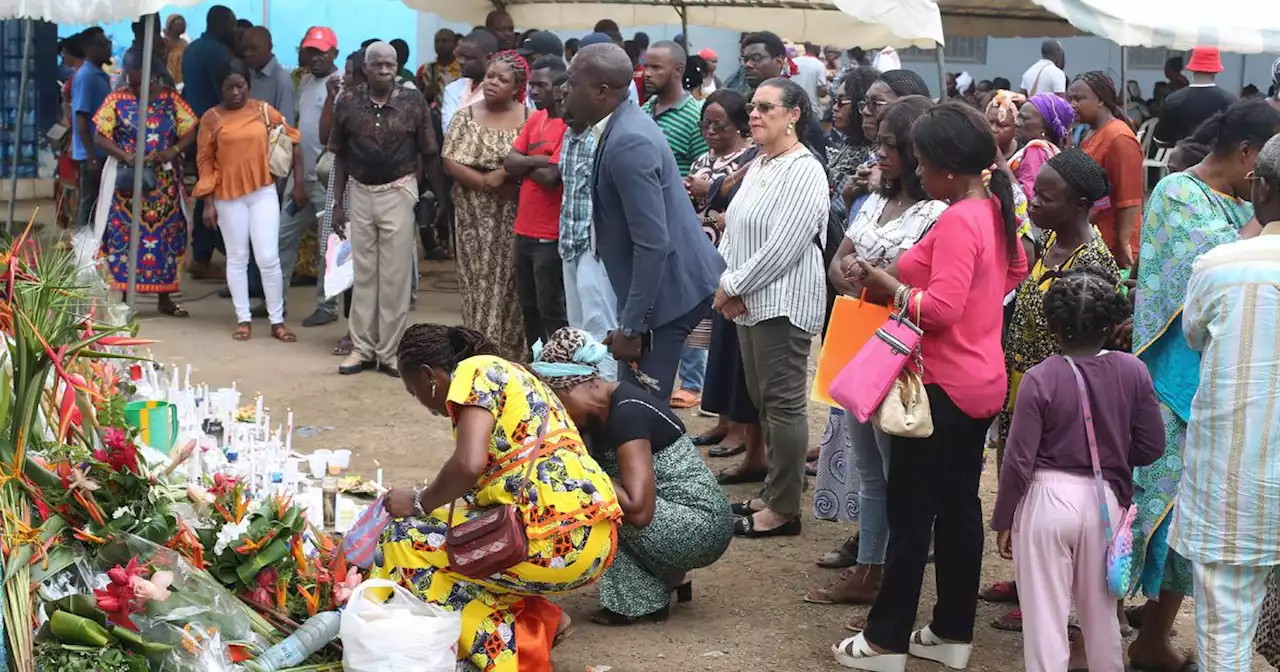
[285,410,293,453]
[375,459,383,489]
[184,364,191,390]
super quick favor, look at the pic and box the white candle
[376,468,383,489]
[184,364,191,390]
[255,395,264,425]
[285,411,293,453]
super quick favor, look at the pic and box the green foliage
[34,640,148,672]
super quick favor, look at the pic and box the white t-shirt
[793,55,827,107]
[1020,58,1067,95]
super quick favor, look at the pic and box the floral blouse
[844,193,948,268]
[446,355,622,540]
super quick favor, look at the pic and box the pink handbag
[828,293,924,424]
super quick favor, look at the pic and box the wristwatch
[410,487,426,518]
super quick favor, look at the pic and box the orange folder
[810,292,891,409]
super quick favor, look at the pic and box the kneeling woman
[533,328,734,625]
[375,324,622,672]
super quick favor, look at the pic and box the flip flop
[708,443,746,458]
[669,389,701,409]
[716,467,766,485]
[991,608,1022,632]
[978,580,1019,603]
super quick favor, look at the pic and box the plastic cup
[309,450,332,479]
[332,449,351,469]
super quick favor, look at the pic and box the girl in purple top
[992,266,1164,672]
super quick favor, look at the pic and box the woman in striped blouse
[713,77,829,539]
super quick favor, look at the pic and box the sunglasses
[745,101,791,115]
[699,120,733,133]
[835,98,854,108]
[858,99,889,115]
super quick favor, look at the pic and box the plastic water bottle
[243,611,341,671]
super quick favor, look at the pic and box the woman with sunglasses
[806,96,945,608]
[714,77,829,538]
[812,67,931,571]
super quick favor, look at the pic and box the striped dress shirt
[1171,224,1280,566]
[553,128,597,263]
[719,148,829,334]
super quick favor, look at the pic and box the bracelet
[410,486,426,518]
[894,284,913,311]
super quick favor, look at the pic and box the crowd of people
[51,11,1280,671]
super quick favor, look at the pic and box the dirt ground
[131,259,1265,672]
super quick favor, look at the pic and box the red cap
[301,26,338,53]
[1187,47,1223,74]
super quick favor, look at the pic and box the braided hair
[1073,71,1130,128]
[490,50,531,102]
[397,324,498,376]
[1043,266,1130,346]
[1044,148,1110,206]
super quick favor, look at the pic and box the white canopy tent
[0,0,200,308]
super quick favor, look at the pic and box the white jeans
[217,185,285,324]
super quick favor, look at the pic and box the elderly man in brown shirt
[330,41,446,376]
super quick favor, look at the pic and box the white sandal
[831,632,907,671]
[907,625,972,670]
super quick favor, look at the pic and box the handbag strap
[445,411,550,528]
[1062,355,1115,548]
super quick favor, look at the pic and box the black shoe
[691,430,727,447]
[338,358,376,375]
[379,363,401,379]
[673,581,692,603]
[733,515,802,538]
[729,500,758,517]
[302,310,338,327]
[589,606,670,626]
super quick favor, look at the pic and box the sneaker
[338,354,375,375]
[379,361,401,378]
[302,310,338,327]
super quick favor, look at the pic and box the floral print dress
[93,87,197,293]
[372,356,621,672]
[991,230,1117,467]
[446,109,528,361]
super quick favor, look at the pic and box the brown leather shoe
[802,564,882,605]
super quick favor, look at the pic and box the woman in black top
[532,328,734,625]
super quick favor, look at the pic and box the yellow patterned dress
[372,355,622,672]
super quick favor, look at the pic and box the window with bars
[898,36,989,65]
[1127,47,1186,69]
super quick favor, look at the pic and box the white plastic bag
[323,232,354,299]
[341,578,461,672]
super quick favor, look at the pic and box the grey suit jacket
[591,101,725,333]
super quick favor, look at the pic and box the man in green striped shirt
[642,41,708,176]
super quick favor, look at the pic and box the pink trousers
[1013,470,1123,672]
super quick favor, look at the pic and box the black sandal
[691,430,728,447]
[730,500,760,517]
[589,606,670,626]
[817,535,860,568]
[733,514,801,538]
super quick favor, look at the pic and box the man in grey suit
[564,43,724,400]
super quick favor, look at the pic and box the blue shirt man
[181,33,231,116]
[70,61,110,161]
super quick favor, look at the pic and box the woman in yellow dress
[374,324,622,672]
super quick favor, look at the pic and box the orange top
[1081,118,1144,256]
[193,100,301,201]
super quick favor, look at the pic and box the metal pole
[935,41,948,100]
[261,0,269,29]
[6,19,32,235]
[678,4,688,49]
[1119,45,1128,109]
[126,15,156,310]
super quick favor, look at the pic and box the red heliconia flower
[209,473,239,497]
[94,558,146,631]
[103,427,129,451]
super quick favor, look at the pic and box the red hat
[301,26,338,53]
[1187,46,1223,74]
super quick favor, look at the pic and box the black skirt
[700,312,759,424]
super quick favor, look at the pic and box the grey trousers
[348,176,417,366]
[737,317,813,518]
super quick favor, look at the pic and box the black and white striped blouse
[719,146,830,334]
